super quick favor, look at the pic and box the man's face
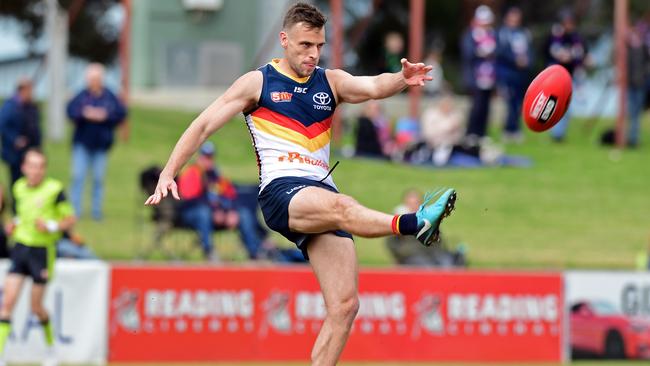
[505,9,522,28]
[86,66,105,93]
[21,151,47,187]
[562,18,576,32]
[198,154,214,169]
[280,22,326,78]
[19,83,33,103]
[404,192,422,212]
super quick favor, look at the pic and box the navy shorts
[258,176,353,260]
[8,243,49,284]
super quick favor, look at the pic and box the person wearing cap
[461,5,497,140]
[0,78,42,186]
[544,9,589,142]
[496,6,532,143]
[178,142,282,261]
[66,63,127,220]
[176,142,222,260]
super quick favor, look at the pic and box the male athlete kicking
[145,3,456,365]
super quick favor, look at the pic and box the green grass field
[37,104,649,269]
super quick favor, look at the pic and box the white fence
[0,259,109,365]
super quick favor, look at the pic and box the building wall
[130,0,269,89]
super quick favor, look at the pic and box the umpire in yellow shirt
[0,149,75,364]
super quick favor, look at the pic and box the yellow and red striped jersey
[244,59,337,191]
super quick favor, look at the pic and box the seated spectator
[177,144,218,261]
[177,142,306,262]
[420,94,465,166]
[386,189,467,267]
[56,231,97,259]
[394,116,420,155]
[354,101,393,159]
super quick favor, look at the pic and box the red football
[522,65,572,132]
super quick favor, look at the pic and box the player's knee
[333,195,359,222]
[0,301,13,317]
[30,303,46,317]
[328,295,359,324]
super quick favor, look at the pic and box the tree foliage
[0,0,121,63]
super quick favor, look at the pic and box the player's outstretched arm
[145,71,262,206]
[327,58,433,104]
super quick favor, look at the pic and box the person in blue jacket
[496,6,532,143]
[66,63,126,220]
[461,5,497,139]
[0,78,41,185]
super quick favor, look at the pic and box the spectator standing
[496,6,532,143]
[0,79,41,186]
[544,10,589,142]
[461,5,497,139]
[627,22,648,148]
[67,63,127,220]
[381,32,406,74]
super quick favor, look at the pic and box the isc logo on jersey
[271,91,292,103]
[312,92,332,111]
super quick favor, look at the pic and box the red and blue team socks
[391,213,418,235]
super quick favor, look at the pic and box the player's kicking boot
[415,188,457,246]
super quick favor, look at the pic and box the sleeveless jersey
[244,59,337,191]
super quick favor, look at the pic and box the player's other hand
[35,218,48,233]
[144,173,180,206]
[4,222,15,236]
[400,58,433,87]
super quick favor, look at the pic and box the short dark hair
[16,78,32,92]
[283,2,327,30]
[23,148,47,163]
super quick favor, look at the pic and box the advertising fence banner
[110,266,563,362]
[0,259,109,364]
[565,271,650,359]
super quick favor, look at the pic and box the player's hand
[4,222,15,236]
[144,173,180,206]
[35,218,48,233]
[400,58,434,87]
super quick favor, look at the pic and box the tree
[0,0,121,64]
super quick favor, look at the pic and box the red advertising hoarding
[109,266,563,362]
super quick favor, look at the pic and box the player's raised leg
[307,233,359,366]
[289,187,393,237]
[289,186,457,245]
